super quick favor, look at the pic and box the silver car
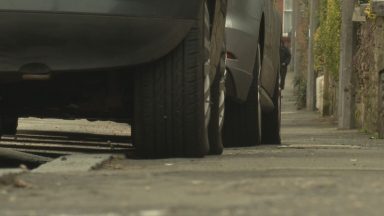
[223,0,282,146]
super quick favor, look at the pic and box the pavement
[1,71,384,216]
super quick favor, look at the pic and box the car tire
[223,44,262,147]
[132,4,212,158]
[262,73,281,144]
[208,47,226,155]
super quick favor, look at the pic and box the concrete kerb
[0,169,25,179]
[33,154,115,173]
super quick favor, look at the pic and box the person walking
[280,40,291,90]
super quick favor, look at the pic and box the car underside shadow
[0,130,133,158]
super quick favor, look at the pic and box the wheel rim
[204,4,211,132]
[257,44,262,144]
[204,60,211,128]
[219,70,226,130]
[218,53,227,131]
[278,90,281,138]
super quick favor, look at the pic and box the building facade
[275,0,293,44]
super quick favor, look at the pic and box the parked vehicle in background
[223,0,282,146]
[0,0,227,158]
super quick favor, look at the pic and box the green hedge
[314,0,341,80]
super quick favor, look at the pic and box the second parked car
[223,0,282,146]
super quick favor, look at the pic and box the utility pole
[292,0,300,81]
[338,0,355,129]
[307,0,319,111]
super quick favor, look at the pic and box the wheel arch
[248,12,266,100]
[259,13,266,63]
[206,0,227,27]
[227,12,266,102]
[207,0,216,24]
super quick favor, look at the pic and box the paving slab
[33,154,114,173]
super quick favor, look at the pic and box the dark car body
[225,0,281,110]
[0,0,228,158]
[0,0,208,120]
[0,0,202,74]
[0,0,206,116]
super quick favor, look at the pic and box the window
[283,0,293,37]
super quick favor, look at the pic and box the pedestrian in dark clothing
[280,40,291,90]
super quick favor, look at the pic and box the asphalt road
[1,71,384,216]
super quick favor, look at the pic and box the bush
[314,0,341,80]
[293,75,307,109]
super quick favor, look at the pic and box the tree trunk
[338,0,355,129]
[292,0,300,82]
[307,0,319,111]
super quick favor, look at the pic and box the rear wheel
[208,48,226,154]
[223,44,262,147]
[133,3,214,158]
[261,73,281,144]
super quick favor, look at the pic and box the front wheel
[261,74,281,144]
[132,3,215,158]
[222,44,262,147]
[208,49,226,155]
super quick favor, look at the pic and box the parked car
[0,0,227,158]
[223,0,282,146]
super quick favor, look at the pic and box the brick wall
[275,0,284,16]
[354,17,384,135]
